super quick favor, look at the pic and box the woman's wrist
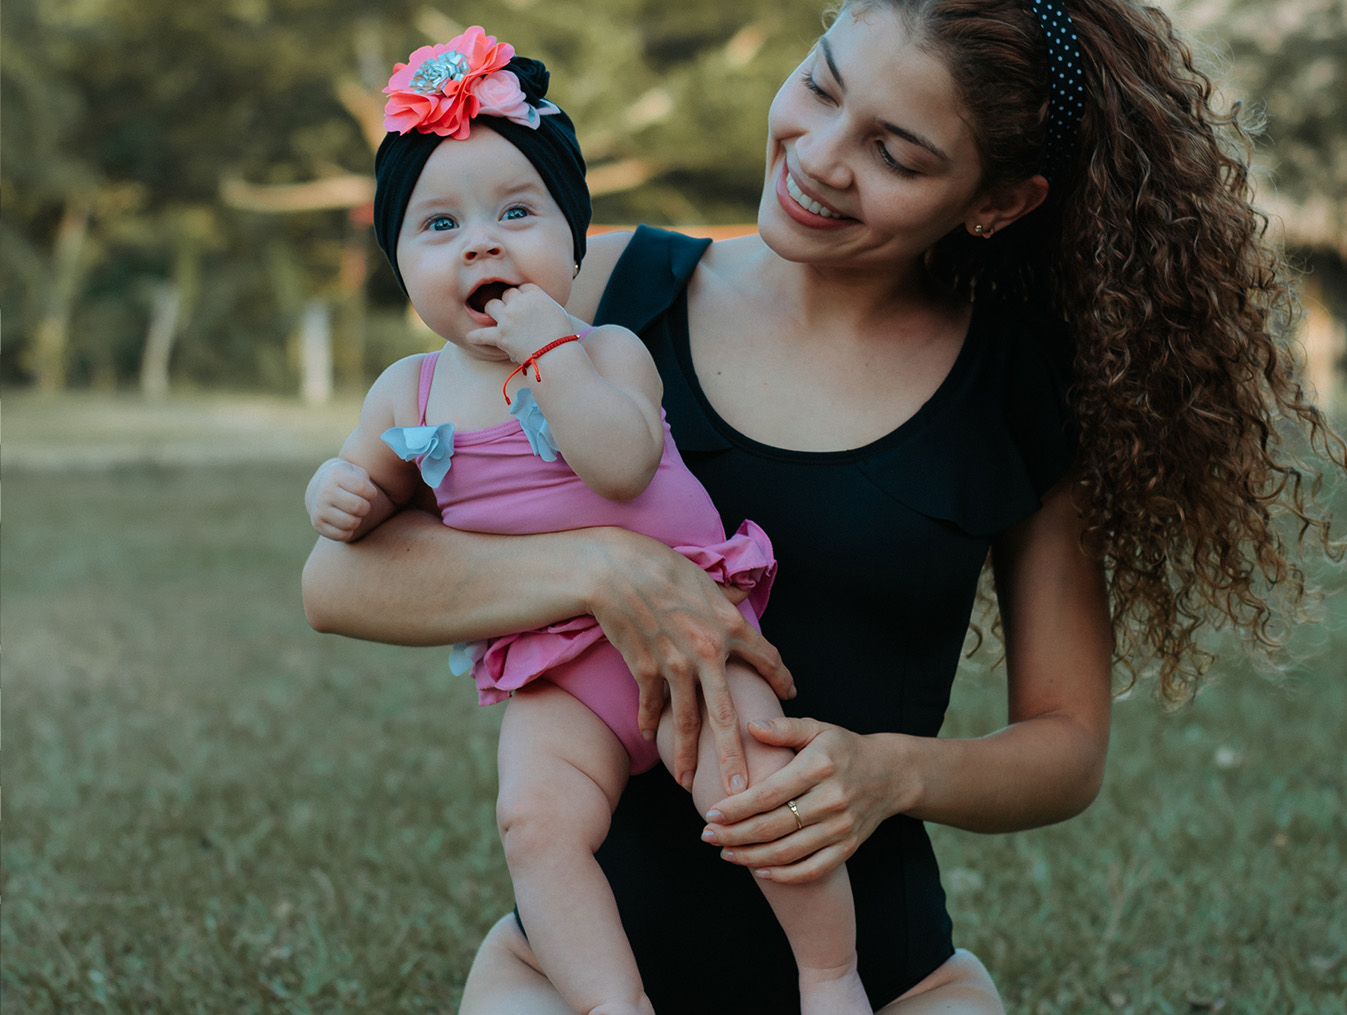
[575,525,646,619]
[863,731,927,822]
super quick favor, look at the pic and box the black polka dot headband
[1029,0,1084,182]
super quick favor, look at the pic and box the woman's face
[758,3,986,273]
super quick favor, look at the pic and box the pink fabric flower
[475,71,530,122]
[382,27,515,138]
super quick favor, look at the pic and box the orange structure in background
[588,224,756,241]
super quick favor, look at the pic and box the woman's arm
[700,476,1114,882]
[301,508,796,792]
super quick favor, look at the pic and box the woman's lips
[774,167,853,230]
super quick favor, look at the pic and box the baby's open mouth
[467,281,517,313]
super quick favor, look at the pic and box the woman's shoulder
[590,226,716,334]
[851,300,1077,537]
[572,227,715,322]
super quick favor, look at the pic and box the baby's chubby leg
[496,682,654,1015]
[659,660,872,1015]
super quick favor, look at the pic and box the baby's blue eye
[429,215,457,231]
[502,206,529,221]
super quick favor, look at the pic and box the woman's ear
[964,174,1050,238]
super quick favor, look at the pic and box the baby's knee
[496,784,608,862]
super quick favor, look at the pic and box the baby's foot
[799,958,871,1015]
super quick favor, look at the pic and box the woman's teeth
[786,172,842,219]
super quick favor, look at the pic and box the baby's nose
[463,238,503,261]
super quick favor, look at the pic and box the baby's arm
[307,356,426,542]
[471,284,664,500]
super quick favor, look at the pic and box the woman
[302,0,1343,1010]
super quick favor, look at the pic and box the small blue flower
[508,388,561,462]
[449,640,487,677]
[382,423,456,487]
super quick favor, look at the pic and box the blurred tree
[2,0,1341,393]
[1173,0,1347,257]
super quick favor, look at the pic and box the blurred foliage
[1172,0,1347,251]
[1,0,1341,392]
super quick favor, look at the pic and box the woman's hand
[586,531,797,796]
[699,718,911,884]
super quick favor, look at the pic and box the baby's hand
[467,283,576,364]
[307,458,380,541]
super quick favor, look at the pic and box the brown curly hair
[852,0,1346,701]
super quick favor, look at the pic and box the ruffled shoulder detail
[593,225,711,336]
[593,226,729,453]
[382,422,455,487]
[507,387,562,461]
[856,305,1077,536]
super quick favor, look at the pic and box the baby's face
[396,127,575,343]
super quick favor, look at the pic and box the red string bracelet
[502,334,582,405]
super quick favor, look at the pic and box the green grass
[3,458,1345,1013]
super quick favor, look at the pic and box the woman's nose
[795,120,851,191]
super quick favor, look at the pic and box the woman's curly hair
[862,0,1346,700]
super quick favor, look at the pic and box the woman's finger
[703,718,831,824]
[697,660,748,796]
[751,842,855,885]
[658,657,707,791]
[716,808,851,870]
[726,627,796,702]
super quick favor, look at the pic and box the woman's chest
[686,288,969,453]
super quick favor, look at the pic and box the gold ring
[786,798,804,830]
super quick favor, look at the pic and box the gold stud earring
[573,262,581,278]
[975,224,994,238]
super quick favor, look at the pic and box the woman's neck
[731,236,962,343]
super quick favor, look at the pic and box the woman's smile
[775,165,853,229]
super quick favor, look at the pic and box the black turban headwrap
[373,56,591,294]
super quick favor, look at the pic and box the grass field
[3,396,1345,1014]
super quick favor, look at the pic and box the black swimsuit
[578,226,1076,1011]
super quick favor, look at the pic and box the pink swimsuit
[383,348,776,772]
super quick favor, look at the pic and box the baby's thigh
[877,949,1005,1015]
[497,683,631,830]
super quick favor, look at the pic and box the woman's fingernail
[642,728,655,742]
[701,827,718,843]
[749,720,773,731]
[705,809,724,823]
[678,771,693,791]
[754,868,773,880]
[730,775,746,794]
[721,849,736,862]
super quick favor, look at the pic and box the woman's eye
[429,215,457,231]
[876,142,917,178]
[502,206,529,221]
[801,70,831,102]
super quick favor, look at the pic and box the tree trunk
[139,282,181,401]
[29,196,92,391]
[299,299,333,406]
